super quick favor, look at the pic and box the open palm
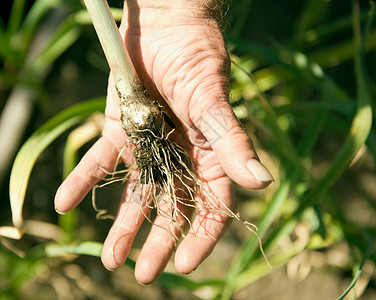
[55,0,273,284]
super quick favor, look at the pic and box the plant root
[91,85,271,266]
[92,126,271,267]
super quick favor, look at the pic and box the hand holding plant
[54,0,273,284]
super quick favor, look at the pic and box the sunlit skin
[54,0,273,284]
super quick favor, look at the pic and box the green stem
[82,0,140,95]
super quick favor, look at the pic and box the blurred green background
[0,0,375,299]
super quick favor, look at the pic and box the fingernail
[104,266,114,272]
[246,159,274,182]
[185,267,197,275]
[136,280,146,286]
[55,207,66,215]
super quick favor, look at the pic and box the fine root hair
[92,125,271,267]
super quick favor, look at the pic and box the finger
[101,183,150,271]
[172,41,273,189]
[134,193,192,284]
[54,136,119,214]
[174,176,233,274]
[190,93,274,190]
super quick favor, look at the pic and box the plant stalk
[82,0,140,96]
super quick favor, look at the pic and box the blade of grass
[220,180,292,300]
[6,0,27,39]
[286,10,368,50]
[231,39,352,109]
[361,1,375,49]
[336,232,374,300]
[0,24,11,59]
[274,101,355,120]
[19,1,122,55]
[73,8,123,25]
[297,81,334,156]
[0,0,29,61]
[229,1,373,296]
[62,113,104,179]
[18,0,62,54]
[261,0,373,270]
[231,29,376,102]
[27,5,125,76]
[0,246,43,296]
[58,113,104,243]
[45,241,104,257]
[43,241,222,291]
[326,191,375,261]
[224,67,331,298]
[231,60,308,175]
[308,29,376,67]
[234,240,306,289]
[0,226,25,239]
[221,55,336,300]
[29,18,81,76]
[235,207,347,291]
[223,12,373,291]
[242,84,337,266]
[230,0,253,39]
[296,0,328,35]
[8,98,105,231]
[366,131,376,169]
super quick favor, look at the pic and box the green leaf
[0,246,43,296]
[296,0,328,34]
[156,272,222,291]
[19,0,63,53]
[336,232,374,300]
[29,17,81,76]
[73,8,123,24]
[63,114,104,178]
[6,0,27,38]
[8,98,105,231]
[253,0,373,287]
[59,114,104,242]
[45,241,103,257]
[230,0,253,39]
[0,25,11,60]
[43,241,219,291]
[221,180,292,300]
[222,2,374,297]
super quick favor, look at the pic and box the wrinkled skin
[55,0,273,284]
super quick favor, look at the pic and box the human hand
[54,0,273,284]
